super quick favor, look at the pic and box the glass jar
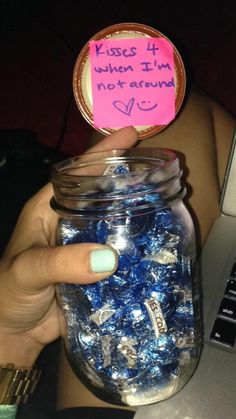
[50,147,202,406]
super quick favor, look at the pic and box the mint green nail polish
[90,249,116,273]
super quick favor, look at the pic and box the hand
[0,127,138,367]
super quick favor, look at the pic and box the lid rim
[73,22,186,139]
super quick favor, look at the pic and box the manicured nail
[90,249,116,273]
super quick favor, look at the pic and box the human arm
[0,127,138,371]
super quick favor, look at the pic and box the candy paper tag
[144,297,168,338]
[89,38,175,128]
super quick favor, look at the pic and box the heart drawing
[113,97,135,116]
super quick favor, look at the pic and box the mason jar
[50,147,202,406]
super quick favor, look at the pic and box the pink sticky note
[89,37,175,128]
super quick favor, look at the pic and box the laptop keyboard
[210,262,236,349]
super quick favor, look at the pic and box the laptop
[134,130,236,419]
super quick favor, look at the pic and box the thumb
[9,243,118,290]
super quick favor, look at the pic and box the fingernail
[90,249,116,273]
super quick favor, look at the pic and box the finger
[4,128,138,256]
[51,126,138,177]
[18,127,138,204]
[85,126,138,153]
[16,127,138,203]
[10,243,118,289]
[3,184,57,257]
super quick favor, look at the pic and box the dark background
[1,0,236,252]
[0,1,235,417]
[1,0,236,156]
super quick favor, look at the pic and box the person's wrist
[0,364,42,405]
[0,332,42,405]
[0,332,42,368]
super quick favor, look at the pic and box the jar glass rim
[51,147,178,181]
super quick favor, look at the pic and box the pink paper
[89,38,175,128]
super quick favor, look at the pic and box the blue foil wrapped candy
[51,149,202,406]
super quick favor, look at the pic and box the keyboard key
[218,298,236,320]
[230,262,236,278]
[210,318,236,347]
[225,279,236,298]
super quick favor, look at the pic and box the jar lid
[73,22,186,139]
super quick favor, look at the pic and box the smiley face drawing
[113,98,158,117]
[137,100,158,112]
